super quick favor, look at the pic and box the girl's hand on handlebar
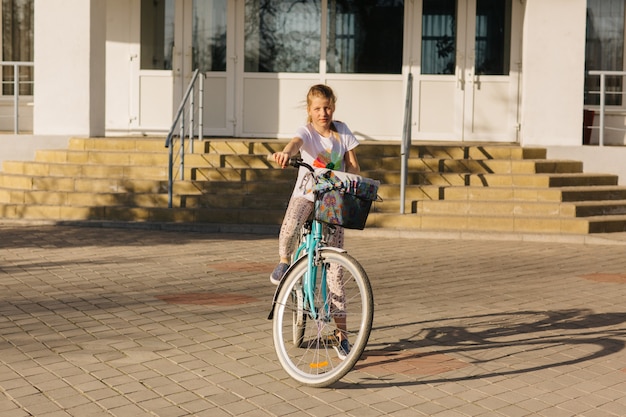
[272,152,290,169]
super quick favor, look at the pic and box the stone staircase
[2,137,626,234]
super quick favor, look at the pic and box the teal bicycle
[268,158,376,387]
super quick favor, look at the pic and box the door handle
[473,74,480,90]
[456,69,464,90]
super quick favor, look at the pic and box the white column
[33,0,106,136]
[520,0,587,146]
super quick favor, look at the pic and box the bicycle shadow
[343,309,626,388]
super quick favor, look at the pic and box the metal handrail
[587,70,626,146]
[165,69,205,208]
[0,61,34,134]
[400,72,413,214]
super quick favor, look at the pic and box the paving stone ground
[1,223,626,416]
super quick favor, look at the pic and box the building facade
[15,0,619,147]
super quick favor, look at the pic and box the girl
[270,84,360,359]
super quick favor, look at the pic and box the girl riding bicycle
[270,84,360,358]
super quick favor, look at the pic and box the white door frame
[128,0,236,135]
[411,0,522,142]
[176,0,237,136]
[461,0,522,142]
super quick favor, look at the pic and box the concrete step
[34,149,276,168]
[34,149,169,165]
[201,141,549,161]
[190,167,295,182]
[2,160,169,179]
[416,199,626,217]
[361,157,583,173]
[2,160,300,183]
[466,173,619,187]
[0,188,167,207]
[443,185,626,202]
[572,200,626,217]
[369,211,626,234]
[201,139,287,155]
[411,144,547,160]
[0,202,286,225]
[377,184,442,200]
[189,167,466,186]
[68,137,167,152]
[0,173,168,193]
[586,214,626,233]
[361,169,467,186]
[66,137,547,159]
[560,186,626,201]
[181,193,290,210]
[366,212,591,234]
[68,137,286,155]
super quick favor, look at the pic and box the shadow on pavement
[349,309,626,387]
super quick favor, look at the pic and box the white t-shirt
[291,121,360,201]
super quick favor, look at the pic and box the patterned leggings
[279,196,346,314]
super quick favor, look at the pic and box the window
[421,0,456,75]
[585,0,625,105]
[475,0,511,76]
[244,0,403,74]
[193,0,227,72]
[327,0,404,74]
[245,0,321,73]
[140,0,175,70]
[2,0,33,95]
[421,0,511,76]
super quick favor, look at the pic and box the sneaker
[333,339,351,361]
[270,262,289,285]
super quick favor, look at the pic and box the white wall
[546,146,626,186]
[520,0,587,147]
[33,0,106,136]
[0,135,70,168]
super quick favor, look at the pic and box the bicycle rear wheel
[272,249,373,387]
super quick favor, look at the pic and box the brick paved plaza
[1,223,626,416]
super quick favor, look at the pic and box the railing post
[13,63,19,134]
[163,69,202,208]
[599,73,606,147]
[199,73,204,142]
[167,134,174,208]
[400,73,413,214]
[180,114,185,181]
[189,79,195,154]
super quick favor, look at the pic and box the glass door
[134,0,175,131]
[415,0,521,142]
[462,0,518,141]
[190,0,234,136]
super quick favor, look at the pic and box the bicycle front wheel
[272,249,374,387]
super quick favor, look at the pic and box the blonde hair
[306,84,337,124]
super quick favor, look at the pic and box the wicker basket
[314,170,380,230]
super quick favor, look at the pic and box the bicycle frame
[268,158,334,321]
[293,219,330,322]
[267,219,347,321]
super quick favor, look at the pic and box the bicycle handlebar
[288,157,315,173]
[267,153,315,173]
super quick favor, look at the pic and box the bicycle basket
[313,170,380,230]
